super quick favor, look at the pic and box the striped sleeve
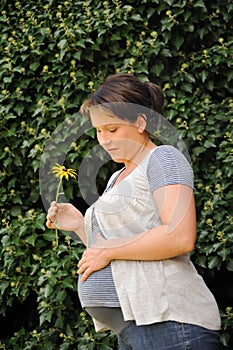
[147,145,194,192]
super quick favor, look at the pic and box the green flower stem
[55,177,63,247]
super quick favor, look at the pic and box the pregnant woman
[47,73,221,350]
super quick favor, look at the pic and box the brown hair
[80,73,164,132]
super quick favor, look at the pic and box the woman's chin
[111,157,124,163]
[109,154,126,163]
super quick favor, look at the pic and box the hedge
[0,0,232,349]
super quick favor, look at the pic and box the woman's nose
[99,136,111,146]
[97,131,112,145]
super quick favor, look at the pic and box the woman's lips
[106,148,118,152]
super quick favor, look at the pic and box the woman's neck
[124,139,156,172]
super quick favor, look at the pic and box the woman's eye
[95,128,117,134]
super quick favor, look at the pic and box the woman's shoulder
[148,145,194,190]
[150,145,191,166]
[152,144,187,157]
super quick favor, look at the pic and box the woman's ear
[137,114,147,133]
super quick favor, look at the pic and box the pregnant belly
[78,264,120,307]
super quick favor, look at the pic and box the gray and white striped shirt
[78,145,194,308]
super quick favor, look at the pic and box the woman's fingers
[46,210,56,222]
[77,260,92,282]
[77,254,91,281]
[46,202,58,228]
[46,220,54,228]
[77,248,111,282]
[80,268,92,282]
[77,261,88,275]
[46,215,56,228]
[77,254,86,270]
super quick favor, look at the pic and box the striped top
[78,145,194,308]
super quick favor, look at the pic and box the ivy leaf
[204,140,216,148]
[193,0,206,8]
[25,232,37,246]
[208,256,220,269]
[173,35,184,50]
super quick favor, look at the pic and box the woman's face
[90,108,147,164]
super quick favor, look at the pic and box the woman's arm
[78,184,196,281]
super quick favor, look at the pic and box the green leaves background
[0,0,232,348]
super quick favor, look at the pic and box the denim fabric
[117,321,220,350]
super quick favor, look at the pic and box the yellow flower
[52,163,77,181]
[51,163,77,246]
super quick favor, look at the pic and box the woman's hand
[77,235,111,282]
[46,201,86,244]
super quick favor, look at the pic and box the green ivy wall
[0,0,232,349]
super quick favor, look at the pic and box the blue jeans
[117,321,220,350]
